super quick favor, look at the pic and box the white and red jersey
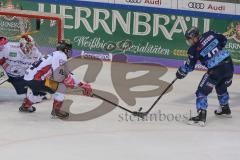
[24,50,68,82]
[0,42,42,78]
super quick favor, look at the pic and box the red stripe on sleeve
[34,65,51,80]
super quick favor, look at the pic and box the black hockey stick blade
[135,78,178,117]
[131,107,146,119]
[132,111,147,119]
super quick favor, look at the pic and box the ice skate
[19,98,36,113]
[51,100,69,119]
[215,104,232,118]
[188,109,207,127]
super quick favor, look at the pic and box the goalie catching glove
[63,74,93,96]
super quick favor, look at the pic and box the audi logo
[125,0,142,4]
[188,2,205,9]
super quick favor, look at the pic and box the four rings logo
[125,0,142,3]
[188,2,205,9]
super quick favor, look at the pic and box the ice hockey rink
[0,59,239,160]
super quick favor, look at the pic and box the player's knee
[215,79,232,95]
[216,87,227,95]
[196,74,215,107]
[196,85,213,97]
[224,78,232,87]
[197,75,215,96]
[54,92,65,102]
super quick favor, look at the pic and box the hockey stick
[83,77,177,118]
[132,78,178,118]
[70,80,142,118]
[8,30,40,40]
[92,93,144,118]
[0,66,8,85]
[8,18,41,40]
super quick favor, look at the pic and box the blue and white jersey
[181,30,230,73]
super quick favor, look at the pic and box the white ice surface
[0,61,239,160]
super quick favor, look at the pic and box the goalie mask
[19,35,35,56]
[0,36,8,51]
[56,40,72,58]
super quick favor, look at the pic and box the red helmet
[19,35,35,56]
[0,36,8,51]
[0,36,8,47]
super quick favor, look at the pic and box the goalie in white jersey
[20,40,93,119]
[0,35,46,102]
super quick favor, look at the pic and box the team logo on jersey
[9,52,17,57]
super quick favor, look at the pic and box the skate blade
[51,115,58,119]
[19,108,36,113]
[215,114,232,118]
[187,120,206,127]
[50,114,69,120]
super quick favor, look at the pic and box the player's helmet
[56,40,72,58]
[185,27,200,40]
[0,36,8,51]
[19,35,35,56]
[0,36,8,46]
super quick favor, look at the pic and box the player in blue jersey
[176,27,234,126]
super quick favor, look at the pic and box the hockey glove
[63,74,75,89]
[79,82,93,97]
[176,67,188,79]
[63,74,93,96]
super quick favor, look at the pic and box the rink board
[1,0,240,73]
